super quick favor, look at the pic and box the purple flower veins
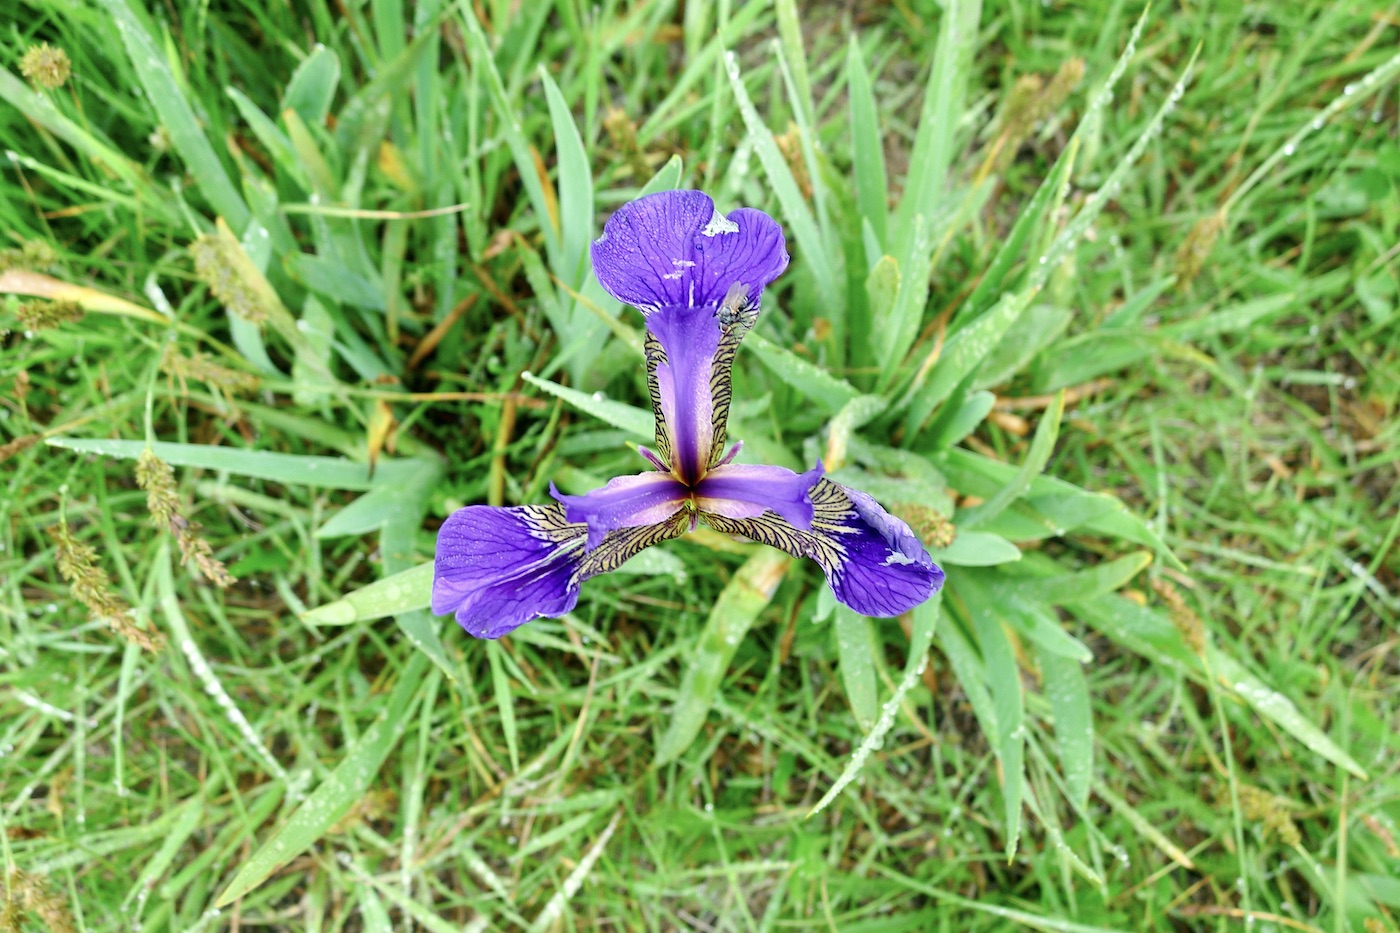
[433,190,945,638]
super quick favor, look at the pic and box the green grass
[2,0,1399,930]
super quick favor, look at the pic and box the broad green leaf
[724,52,838,305]
[215,652,429,906]
[487,641,520,771]
[285,252,384,310]
[744,332,860,416]
[937,612,998,745]
[541,66,593,289]
[612,547,687,583]
[892,0,981,258]
[1040,649,1093,812]
[46,438,429,491]
[1002,593,1092,663]
[303,563,433,624]
[292,297,335,406]
[521,371,652,438]
[655,550,790,764]
[966,589,1025,856]
[901,289,1035,442]
[875,211,928,385]
[940,447,1178,564]
[975,305,1074,389]
[923,385,995,453]
[639,154,684,196]
[932,531,1021,567]
[1010,552,1152,605]
[98,0,250,230]
[459,7,558,263]
[283,44,341,126]
[957,140,1079,327]
[864,254,900,331]
[0,67,155,206]
[834,606,878,731]
[1207,647,1368,779]
[377,460,454,680]
[825,394,889,469]
[959,391,1065,529]
[846,37,889,250]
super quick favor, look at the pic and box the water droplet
[1282,143,1296,156]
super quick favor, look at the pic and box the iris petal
[591,190,790,312]
[550,471,689,549]
[693,461,823,530]
[432,504,586,639]
[644,304,723,482]
[433,502,693,639]
[701,479,944,617]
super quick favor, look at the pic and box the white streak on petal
[701,211,739,237]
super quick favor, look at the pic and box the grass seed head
[603,107,652,181]
[190,234,268,324]
[1151,578,1206,656]
[161,346,261,394]
[3,869,76,933]
[19,43,71,90]
[1174,210,1227,289]
[135,449,236,588]
[15,299,84,331]
[50,519,164,652]
[895,502,957,550]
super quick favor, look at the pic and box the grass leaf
[215,652,429,906]
[655,550,790,765]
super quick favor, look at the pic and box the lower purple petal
[700,479,943,618]
[433,504,586,639]
[828,488,945,617]
[693,461,823,530]
[550,471,689,550]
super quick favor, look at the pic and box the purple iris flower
[433,190,944,638]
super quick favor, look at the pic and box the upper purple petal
[591,190,789,311]
[432,505,585,639]
[693,461,823,530]
[646,303,723,483]
[550,471,689,550]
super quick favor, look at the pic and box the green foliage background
[2,0,1398,929]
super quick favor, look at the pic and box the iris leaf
[302,563,433,625]
[1041,647,1093,814]
[96,0,249,231]
[833,606,879,731]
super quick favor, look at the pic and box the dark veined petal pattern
[701,479,944,618]
[641,282,761,481]
[433,503,692,639]
[550,470,689,549]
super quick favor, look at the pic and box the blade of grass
[655,549,790,765]
[214,650,430,907]
[97,0,249,230]
[809,596,940,817]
